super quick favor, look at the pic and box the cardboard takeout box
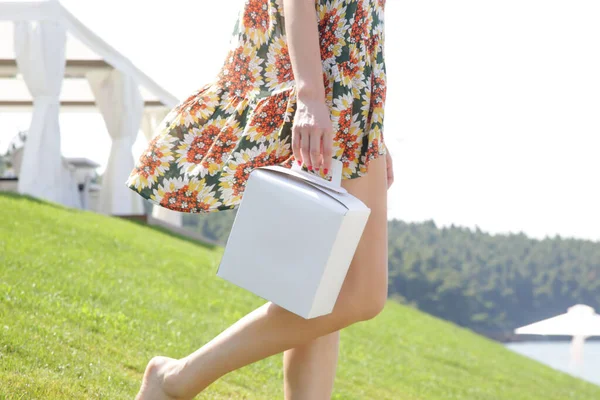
[217,160,371,319]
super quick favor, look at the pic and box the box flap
[259,165,348,194]
[254,166,370,213]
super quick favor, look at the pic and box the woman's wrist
[296,81,326,103]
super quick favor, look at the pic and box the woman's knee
[355,286,387,321]
[332,279,388,325]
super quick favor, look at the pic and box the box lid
[260,165,346,193]
[256,165,370,213]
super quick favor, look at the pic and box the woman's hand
[385,149,394,189]
[292,98,334,173]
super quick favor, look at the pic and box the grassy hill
[1,192,598,399]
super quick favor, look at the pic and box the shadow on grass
[1,191,219,251]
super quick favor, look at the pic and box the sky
[1,0,599,241]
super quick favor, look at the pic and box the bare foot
[136,356,187,400]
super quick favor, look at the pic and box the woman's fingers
[292,125,302,165]
[319,137,325,173]
[299,127,312,169]
[292,99,334,172]
[321,130,334,174]
[309,130,323,171]
[294,124,327,171]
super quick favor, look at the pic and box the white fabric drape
[87,69,144,215]
[14,18,81,209]
[140,108,170,141]
[140,108,183,227]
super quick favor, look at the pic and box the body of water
[506,342,600,387]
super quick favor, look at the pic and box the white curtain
[14,19,81,209]
[141,108,183,227]
[140,108,170,139]
[87,69,144,215]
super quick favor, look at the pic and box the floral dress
[125,0,387,213]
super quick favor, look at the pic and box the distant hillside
[387,220,600,339]
[184,212,600,340]
[1,192,599,399]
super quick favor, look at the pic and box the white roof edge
[0,1,179,108]
[59,5,179,107]
[513,304,600,337]
[0,2,62,21]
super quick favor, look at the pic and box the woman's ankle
[162,356,197,399]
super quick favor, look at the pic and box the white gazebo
[515,304,600,366]
[0,0,182,226]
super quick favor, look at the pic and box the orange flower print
[219,141,290,206]
[349,0,373,47]
[218,45,264,101]
[175,118,229,175]
[265,36,294,91]
[366,137,380,160]
[172,85,220,128]
[339,57,359,86]
[150,177,222,213]
[323,70,334,108]
[245,91,290,142]
[201,120,243,176]
[369,63,387,124]
[359,138,380,176]
[219,96,251,119]
[241,0,275,46]
[219,144,269,206]
[317,0,348,62]
[366,23,385,64]
[359,126,386,175]
[126,133,177,190]
[330,93,363,178]
[360,89,372,121]
[337,49,366,99]
[265,138,292,165]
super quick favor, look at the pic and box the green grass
[1,192,598,399]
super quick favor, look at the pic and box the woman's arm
[283,0,334,174]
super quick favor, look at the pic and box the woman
[129,0,393,398]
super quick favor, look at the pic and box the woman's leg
[283,331,340,400]
[137,155,389,400]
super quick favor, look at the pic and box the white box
[217,160,371,319]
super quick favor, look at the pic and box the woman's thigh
[335,154,389,317]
